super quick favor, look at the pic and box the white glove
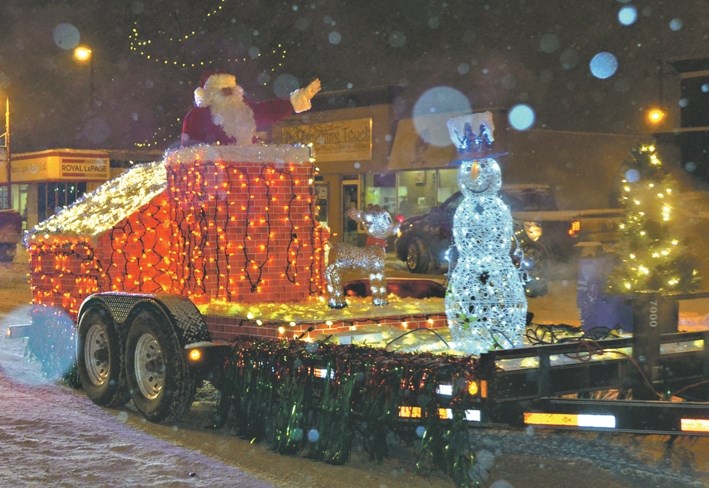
[290,78,321,113]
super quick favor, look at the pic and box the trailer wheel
[125,310,195,423]
[77,307,129,407]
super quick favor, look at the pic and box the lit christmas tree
[608,143,700,293]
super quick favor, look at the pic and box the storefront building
[275,90,645,245]
[1,149,109,230]
[274,86,402,245]
[3,148,162,230]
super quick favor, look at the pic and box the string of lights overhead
[134,119,182,149]
[129,25,288,70]
[128,0,290,149]
[128,0,288,71]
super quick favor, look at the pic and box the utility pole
[0,96,10,209]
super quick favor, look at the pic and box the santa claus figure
[181,71,321,146]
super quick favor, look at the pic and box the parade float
[21,116,709,487]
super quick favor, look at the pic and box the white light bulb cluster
[27,160,167,240]
[444,115,527,355]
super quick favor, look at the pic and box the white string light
[128,0,288,71]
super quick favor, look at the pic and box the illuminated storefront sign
[278,118,372,162]
[11,149,110,182]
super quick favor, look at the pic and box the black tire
[406,238,431,274]
[395,237,409,262]
[125,310,196,423]
[77,307,129,407]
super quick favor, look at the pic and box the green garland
[24,310,481,486]
[217,337,481,487]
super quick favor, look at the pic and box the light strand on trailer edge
[269,314,445,340]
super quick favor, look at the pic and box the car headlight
[523,221,543,241]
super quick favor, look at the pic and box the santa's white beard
[210,94,256,145]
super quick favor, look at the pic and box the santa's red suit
[181,72,320,147]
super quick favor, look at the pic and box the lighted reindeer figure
[326,205,400,309]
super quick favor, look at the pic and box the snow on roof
[165,143,313,165]
[26,160,167,241]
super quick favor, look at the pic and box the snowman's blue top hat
[447,112,507,166]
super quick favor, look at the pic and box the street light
[646,106,667,127]
[73,44,94,106]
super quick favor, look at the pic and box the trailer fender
[78,292,212,346]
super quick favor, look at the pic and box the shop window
[364,173,397,216]
[342,180,360,244]
[437,169,457,203]
[373,173,395,187]
[10,184,28,230]
[395,170,439,217]
[387,168,460,219]
[38,182,87,221]
[315,183,329,225]
[680,76,709,128]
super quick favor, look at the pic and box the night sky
[1,0,708,152]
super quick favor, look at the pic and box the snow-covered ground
[0,307,275,488]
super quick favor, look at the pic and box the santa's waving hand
[290,78,321,113]
[181,72,321,147]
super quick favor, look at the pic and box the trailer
[322,288,709,437]
[21,144,709,437]
[453,326,709,436]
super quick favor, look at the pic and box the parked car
[394,185,582,297]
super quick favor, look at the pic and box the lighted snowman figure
[445,112,527,354]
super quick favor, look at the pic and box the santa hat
[194,71,237,107]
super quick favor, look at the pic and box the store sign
[60,158,109,179]
[11,150,110,183]
[278,118,372,162]
[10,158,48,182]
